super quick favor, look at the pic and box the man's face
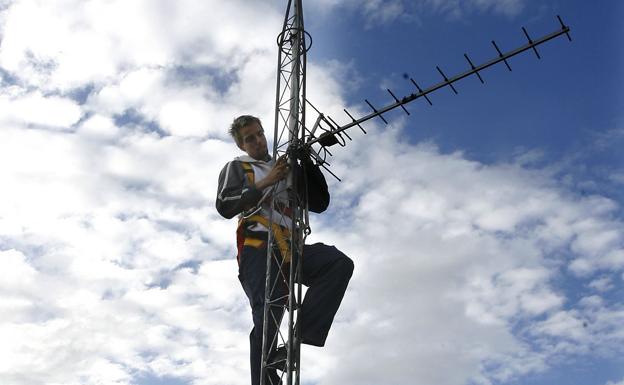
[238,121,269,160]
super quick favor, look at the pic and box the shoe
[266,342,298,372]
[266,345,287,372]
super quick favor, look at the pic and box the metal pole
[263,0,307,384]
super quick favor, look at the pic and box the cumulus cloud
[0,1,622,385]
[1,1,280,384]
[308,0,527,26]
[0,0,280,90]
[0,88,82,128]
[588,276,615,292]
[299,121,624,384]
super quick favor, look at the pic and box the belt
[238,214,291,263]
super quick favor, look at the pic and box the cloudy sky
[0,1,622,385]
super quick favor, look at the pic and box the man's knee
[343,256,354,278]
[325,244,353,277]
[335,251,354,279]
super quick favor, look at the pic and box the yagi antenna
[305,15,572,162]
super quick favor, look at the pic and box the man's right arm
[215,161,262,219]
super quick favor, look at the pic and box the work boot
[266,342,298,372]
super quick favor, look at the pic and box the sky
[0,1,622,385]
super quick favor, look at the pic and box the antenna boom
[307,18,571,148]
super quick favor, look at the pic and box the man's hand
[255,156,289,190]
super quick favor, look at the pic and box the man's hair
[229,115,262,146]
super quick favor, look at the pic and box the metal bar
[364,99,388,124]
[343,108,367,134]
[326,115,351,140]
[321,144,333,157]
[464,53,484,83]
[287,3,304,384]
[266,0,309,384]
[387,88,410,115]
[409,77,433,105]
[522,27,541,59]
[263,0,292,380]
[305,98,322,115]
[492,40,512,71]
[306,19,571,147]
[309,114,323,137]
[557,15,572,41]
[436,65,458,94]
[319,161,342,181]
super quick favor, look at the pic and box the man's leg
[297,243,354,347]
[239,246,286,385]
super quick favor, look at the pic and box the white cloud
[0,0,281,91]
[308,0,527,26]
[589,276,615,292]
[532,310,588,341]
[606,378,624,385]
[0,88,82,128]
[438,0,526,17]
[579,295,604,308]
[78,113,119,138]
[0,1,280,383]
[298,124,624,384]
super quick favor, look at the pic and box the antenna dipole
[262,0,310,384]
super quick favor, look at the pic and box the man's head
[229,115,269,160]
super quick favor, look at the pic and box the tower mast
[262,0,308,384]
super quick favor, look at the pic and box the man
[216,115,354,385]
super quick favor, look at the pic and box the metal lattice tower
[259,1,571,384]
[261,0,308,384]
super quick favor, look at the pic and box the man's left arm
[300,156,330,213]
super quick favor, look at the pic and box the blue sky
[308,1,622,153]
[303,2,624,383]
[0,1,622,385]
[308,2,623,384]
[307,1,623,193]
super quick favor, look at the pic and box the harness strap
[236,161,291,264]
[249,214,290,261]
[238,214,291,263]
[240,161,255,184]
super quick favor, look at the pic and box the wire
[241,186,275,219]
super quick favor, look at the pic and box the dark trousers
[238,242,354,385]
